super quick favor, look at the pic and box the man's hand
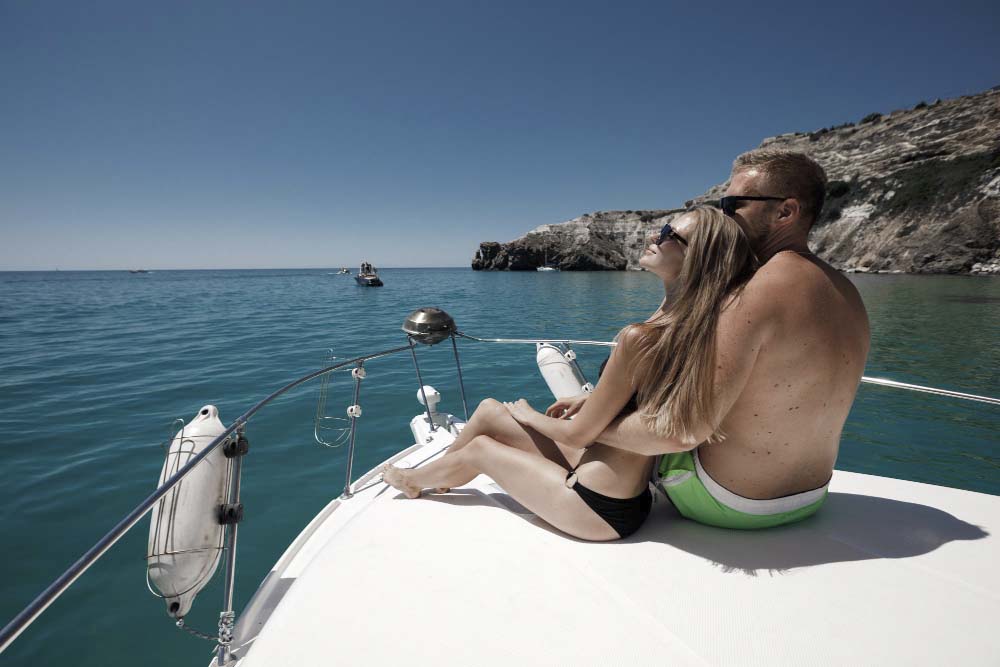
[545,394,589,419]
[503,398,538,424]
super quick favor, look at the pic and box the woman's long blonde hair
[626,206,758,444]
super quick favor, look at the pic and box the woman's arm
[505,328,643,449]
[595,413,694,455]
[544,393,589,418]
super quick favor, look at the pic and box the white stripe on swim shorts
[693,449,828,515]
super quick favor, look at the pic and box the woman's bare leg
[383,435,618,541]
[446,398,580,468]
[429,397,581,494]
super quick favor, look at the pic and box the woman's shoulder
[614,323,650,357]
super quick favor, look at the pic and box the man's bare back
[699,251,870,499]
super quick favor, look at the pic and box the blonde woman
[383,206,757,541]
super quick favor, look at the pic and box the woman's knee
[476,397,502,413]
[474,398,509,426]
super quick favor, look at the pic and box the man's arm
[597,267,779,455]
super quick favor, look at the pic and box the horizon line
[0,266,474,272]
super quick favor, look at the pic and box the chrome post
[450,334,470,422]
[217,428,246,666]
[562,343,590,387]
[342,362,365,498]
[408,336,436,432]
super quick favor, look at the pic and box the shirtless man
[597,149,870,527]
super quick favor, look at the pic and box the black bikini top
[598,355,639,415]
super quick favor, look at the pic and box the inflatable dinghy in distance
[354,273,383,286]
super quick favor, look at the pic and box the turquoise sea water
[1,268,998,665]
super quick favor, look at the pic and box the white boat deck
[229,428,999,666]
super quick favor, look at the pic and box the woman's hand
[503,398,538,424]
[545,393,589,419]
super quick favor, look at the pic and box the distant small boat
[338,268,350,275]
[537,251,559,272]
[355,263,383,287]
[129,269,149,274]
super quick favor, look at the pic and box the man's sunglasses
[656,222,687,246]
[718,195,788,217]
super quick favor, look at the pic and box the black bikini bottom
[567,471,652,539]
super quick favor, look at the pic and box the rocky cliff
[472,87,1000,274]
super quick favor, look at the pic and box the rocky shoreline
[472,87,1000,275]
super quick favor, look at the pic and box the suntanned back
[699,252,871,499]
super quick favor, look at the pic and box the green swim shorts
[657,449,828,530]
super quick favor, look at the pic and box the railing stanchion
[450,334,470,422]
[408,337,436,432]
[342,362,365,499]
[217,427,248,665]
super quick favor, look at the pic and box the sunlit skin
[597,166,871,499]
[637,212,695,288]
[724,169,810,262]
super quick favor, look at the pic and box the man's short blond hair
[732,150,828,225]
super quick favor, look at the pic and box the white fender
[147,405,229,619]
[536,343,592,399]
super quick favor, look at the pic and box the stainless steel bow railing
[0,330,618,661]
[459,333,1000,405]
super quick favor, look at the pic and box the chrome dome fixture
[402,307,457,345]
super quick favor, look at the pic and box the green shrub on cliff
[884,150,1000,214]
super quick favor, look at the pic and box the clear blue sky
[2,0,998,269]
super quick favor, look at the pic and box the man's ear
[778,198,801,224]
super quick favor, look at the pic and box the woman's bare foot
[381,465,422,499]
[434,487,450,494]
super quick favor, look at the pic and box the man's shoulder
[730,253,824,325]
[754,251,814,282]
[728,258,791,315]
[750,252,839,297]
[747,252,866,322]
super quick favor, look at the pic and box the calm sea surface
[1,268,998,665]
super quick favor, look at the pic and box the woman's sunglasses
[656,222,688,246]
